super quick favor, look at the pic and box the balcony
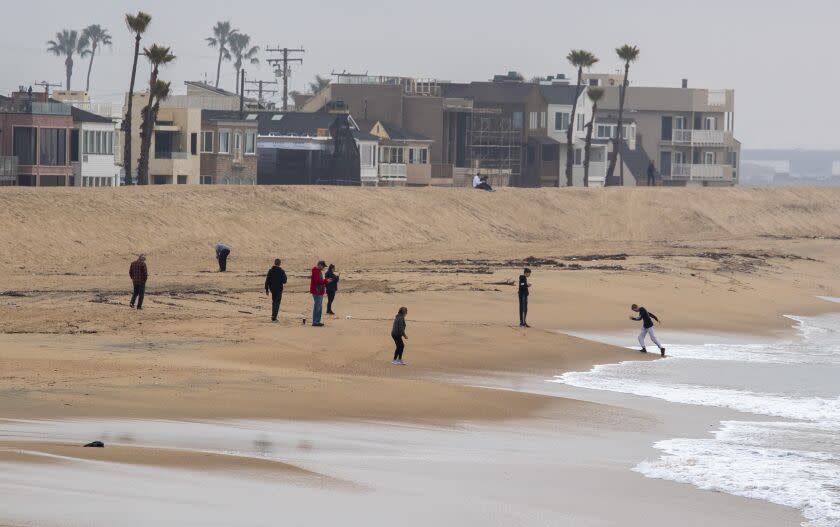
[0,155,18,184]
[670,129,727,146]
[154,151,189,160]
[0,100,71,116]
[379,163,407,182]
[667,163,734,182]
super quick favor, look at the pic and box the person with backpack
[264,259,288,322]
[391,307,408,365]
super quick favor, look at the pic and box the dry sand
[1,186,839,525]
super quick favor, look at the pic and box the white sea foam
[554,312,840,526]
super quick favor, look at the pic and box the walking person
[631,304,666,357]
[647,161,657,186]
[325,264,340,315]
[264,259,288,322]
[129,254,148,310]
[309,261,331,327]
[215,243,231,272]
[518,268,531,328]
[391,307,408,365]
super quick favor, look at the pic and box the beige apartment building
[590,76,740,186]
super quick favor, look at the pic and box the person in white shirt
[473,174,494,192]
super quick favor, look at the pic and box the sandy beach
[1,186,839,526]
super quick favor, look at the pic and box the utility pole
[244,79,278,107]
[35,81,62,100]
[265,47,304,111]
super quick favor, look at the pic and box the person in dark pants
[518,268,531,327]
[264,259,288,322]
[215,243,231,272]
[391,307,408,365]
[129,255,148,310]
[325,264,340,315]
[310,261,331,327]
[647,161,657,186]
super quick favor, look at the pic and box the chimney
[682,79,688,89]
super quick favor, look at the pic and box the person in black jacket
[325,264,340,315]
[391,307,408,365]
[631,304,666,357]
[518,268,531,327]
[265,259,288,322]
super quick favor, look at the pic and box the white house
[540,83,606,186]
[353,129,379,186]
[70,107,119,187]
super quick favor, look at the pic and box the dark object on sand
[84,441,105,448]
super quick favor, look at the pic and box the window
[704,152,716,165]
[588,78,599,87]
[70,130,80,162]
[361,144,374,167]
[674,116,686,130]
[234,133,242,154]
[408,148,415,164]
[177,175,188,184]
[529,112,538,130]
[191,133,198,156]
[201,131,214,153]
[540,112,547,129]
[420,148,428,164]
[200,175,213,185]
[512,112,523,130]
[554,112,570,131]
[577,114,585,132]
[674,151,685,165]
[245,132,256,155]
[574,148,583,165]
[40,128,67,166]
[596,125,612,139]
[705,116,717,130]
[40,175,66,186]
[153,175,169,185]
[218,131,230,154]
[541,145,558,162]
[381,146,404,164]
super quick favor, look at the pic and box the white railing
[72,102,123,119]
[379,163,407,180]
[671,129,725,145]
[670,164,731,181]
[708,90,727,107]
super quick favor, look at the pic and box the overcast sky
[1,0,836,150]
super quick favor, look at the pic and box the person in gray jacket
[391,307,408,365]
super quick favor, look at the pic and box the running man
[518,268,531,327]
[630,304,666,357]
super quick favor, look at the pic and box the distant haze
[1,0,837,150]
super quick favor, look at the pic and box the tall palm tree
[605,44,640,186]
[308,75,331,94]
[80,25,112,92]
[123,11,152,186]
[583,87,605,188]
[137,44,176,185]
[46,30,90,90]
[565,50,599,187]
[148,80,171,130]
[230,33,259,95]
[206,22,238,89]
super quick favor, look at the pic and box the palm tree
[583,87,605,188]
[206,22,238,89]
[80,25,112,92]
[565,50,598,187]
[229,33,259,95]
[605,44,640,186]
[137,44,176,185]
[123,11,152,186]
[46,30,90,90]
[308,75,331,94]
[148,80,171,130]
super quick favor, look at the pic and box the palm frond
[587,87,605,102]
[616,44,640,63]
[125,12,152,35]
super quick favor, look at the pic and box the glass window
[218,131,230,154]
[13,127,37,165]
[574,148,583,165]
[201,131,214,153]
[529,112,538,130]
[70,130,80,162]
[420,148,428,164]
[554,112,570,131]
[577,114,585,132]
[245,132,255,154]
[234,133,242,153]
[512,112,523,130]
[409,148,416,164]
[40,128,67,166]
[597,125,612,139]
[540,112,547,129]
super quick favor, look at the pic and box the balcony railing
[379,163,407,180]
[0,101,71,116]
[0,155,18,181]
[154,151,189,160]
[670,129,726,146]
[708,90,727,107]
[72,102,122,119]
[668,163,733,181]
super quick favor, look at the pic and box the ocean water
[554,310,840,527]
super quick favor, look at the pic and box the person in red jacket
[310,261,331,326]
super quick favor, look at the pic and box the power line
[35,81,62,99]
[265,47,304,111]
[243,79,278,106]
